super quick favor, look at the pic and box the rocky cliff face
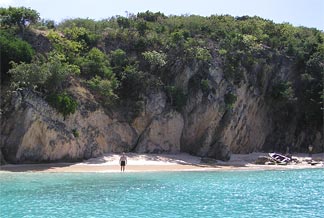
[1,54,323,164]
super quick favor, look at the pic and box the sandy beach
[0,152,323,173]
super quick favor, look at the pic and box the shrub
[79,48,113,79]
[0,30,35,78]
[110,49,127,72]
[47,92,78,120]
[200,79,209,93]
[9,60,50,90]
[224,93,237,109]
[142,50,167,68]
[87,75,119,101]
[72,128,79,137]
[9,53,80,92]
[186,47,211,62]
[271,81,296,102]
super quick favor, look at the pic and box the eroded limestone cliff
[1,52,322,164]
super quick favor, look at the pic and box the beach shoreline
[0,152,323,173]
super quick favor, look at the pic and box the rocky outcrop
[135,111,184,153]
[1,54,323,164]
[1,88,139,163]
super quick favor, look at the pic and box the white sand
[0,152,323,173]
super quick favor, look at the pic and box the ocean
[0,169,323,217]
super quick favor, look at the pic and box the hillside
[0,8,323,163]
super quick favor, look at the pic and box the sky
[0,0,323,30]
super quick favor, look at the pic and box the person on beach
[119,152,127,172]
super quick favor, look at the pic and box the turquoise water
[0,169,323,218]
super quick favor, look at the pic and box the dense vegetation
[1,8,323,126]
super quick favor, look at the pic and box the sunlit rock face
[1,54,322,164]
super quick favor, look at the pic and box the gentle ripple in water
[0,169,323,217]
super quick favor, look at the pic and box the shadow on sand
[0,162,75,172]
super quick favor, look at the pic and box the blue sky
[1,0,323,30]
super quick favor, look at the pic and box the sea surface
[0,169,323,218]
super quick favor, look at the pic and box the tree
[142,50,167,68]
[87,75,119,101]
[46,92,78,120]
[63,26,98,48]
[9,60,50,90]
[9,53,80,92]
[117,16,130,29]
[0,7,40,36]
[47,30,83,61]
[79,48,113,79]
[0,30,35,83]
[110,49,128,73]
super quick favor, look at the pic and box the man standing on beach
[119,152,127,172]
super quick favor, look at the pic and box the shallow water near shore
[1,169,323,218]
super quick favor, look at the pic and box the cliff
[1,54,322,163]
[1,12,323,163]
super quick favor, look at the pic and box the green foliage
[3,9,324,131]
[34,19,55,30]
[271,81,296,102]
[136,20,149,36]
[57,18,115,34]
[116,64,150,100]
[117,16,131,29]
[47,30,84,61]
[9,53,80,92]
[0,30,35,80]
[137,11,166,22]
[200,79,209,93]
[79,48,113,79]
[170,30,189,44]
[300,51,324,126]
[218,49,227,55]
[110,49,128,72]
[224,93,237,109]
[9,60,50,90]
[45,53,80,91]
[63,26,98,48]
[72,128,79,137]
[87,75,119,101]
[46,92,78,120]
[186,47,211,62]
[142,50,167,68]
[0,6,40,35]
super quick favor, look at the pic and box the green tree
[9,53,80,92]
[0,6,40,36]
[142,50,167,68]
[186,47,211,62]
[117,16,131,29]
[47,92,78,120]
[9,60,50,90]
[110,49,128,73]
[63,26,98,48]
[137,11,166,22]
[0,30,35,82]
[300,52,324,126]
[87,75,119,101]
[79,48,113,79]
[271,81,296,102]
[47,30,84,61]
[45,53,80,92]
[224,93,237,109]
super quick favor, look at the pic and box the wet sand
[0,152,323,173]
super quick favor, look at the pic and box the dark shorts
[121,161,126,166]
